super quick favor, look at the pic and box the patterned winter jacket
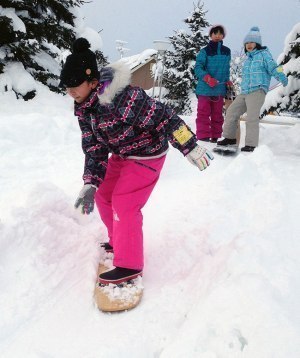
[74,62,198,187]
[194,40,231,96]
[241,47,288,94]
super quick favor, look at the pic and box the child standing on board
[194,24,231,143]
[59,38,214,288]
[216,26,288,152]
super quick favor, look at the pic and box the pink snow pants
[95,154,166,270]
[196,95,224,140]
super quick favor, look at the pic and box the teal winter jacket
[241,47,288,94]
[194,40,231,96]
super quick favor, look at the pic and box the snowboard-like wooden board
[94,263,143,312]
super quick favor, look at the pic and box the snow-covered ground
[1,87,300,358]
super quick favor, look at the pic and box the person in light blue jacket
[216,26,288,152]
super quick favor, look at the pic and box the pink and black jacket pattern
[74,62,197,187]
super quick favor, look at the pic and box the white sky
[81,0,300,62]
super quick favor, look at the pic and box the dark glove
[281,76,288,87]
[74,184,97,215]
[203,74,219,88]
[99,67,114,83]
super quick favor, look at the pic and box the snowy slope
[1,87,300,358]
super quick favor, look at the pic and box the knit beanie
[243,26,262,45]
[209,24,226,38]
[59,38,100,88]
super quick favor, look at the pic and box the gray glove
[186,145,214,171]
[74,184,97,215]
[99,67,114,83]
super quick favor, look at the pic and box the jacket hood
[246,46,268,57]
[98,61,131,105]
[208,40,223,46]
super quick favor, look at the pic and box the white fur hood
[98,61,132,105]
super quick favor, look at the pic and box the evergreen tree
[229,48,245,96]
[262,23,300,116]
[0,0,107,99]
[162,1,209,114]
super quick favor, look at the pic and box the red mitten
[203,74,219,87]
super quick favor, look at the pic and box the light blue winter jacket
[241,47,288,94]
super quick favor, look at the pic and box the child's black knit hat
[59,38,99,88]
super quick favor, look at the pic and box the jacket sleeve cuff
[83,177,100,188]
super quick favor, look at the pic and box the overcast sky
[81,0,299,62]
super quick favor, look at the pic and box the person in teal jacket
[194,24,231,142]
[216,26,288,152]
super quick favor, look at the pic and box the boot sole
[98,271,143,285]
[213,145,238,154]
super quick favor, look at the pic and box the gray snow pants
[223,89,266,147]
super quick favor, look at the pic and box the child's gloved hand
[276,66,288,87]
[281,77,288,87]
[99,67,114,83]
[203,74,219,87]
[74,184,97,214]
[186,145,214,171]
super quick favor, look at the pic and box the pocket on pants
[134,161,157,172]
[130,157,166,180]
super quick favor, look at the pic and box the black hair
[209,26,225,37]
[244,43,266,53]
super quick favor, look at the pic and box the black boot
[99,267,143,285]
[216,138,237,146]
[241,145,255,152]
[198,137,210,142]
[100,242,113,253]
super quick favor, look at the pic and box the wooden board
[94,263,143,312]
